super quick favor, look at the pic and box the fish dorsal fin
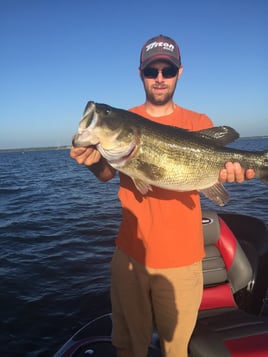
[200,182,229,206]
[198,126,239,146]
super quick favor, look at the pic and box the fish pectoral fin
[132,178,153,195]
[200,183,229,206]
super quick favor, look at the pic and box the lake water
[0,137,267,356]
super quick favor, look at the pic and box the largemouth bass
[72,101,268,206]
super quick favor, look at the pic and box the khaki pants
[110,248,203,357]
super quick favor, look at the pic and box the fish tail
[258,151,268,185]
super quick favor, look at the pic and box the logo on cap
[145,41,175,53]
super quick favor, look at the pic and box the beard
[145,82,177,106]
[146,90,174,106]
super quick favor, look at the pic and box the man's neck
[143,101,176,117]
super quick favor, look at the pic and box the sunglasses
[142,66,178,79]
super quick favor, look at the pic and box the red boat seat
[189,211,268,357]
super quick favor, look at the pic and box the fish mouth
[79,101,96,129]
[72,102,100,147]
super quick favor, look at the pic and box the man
[71,35,255,357]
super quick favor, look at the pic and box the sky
[0,0,267,149]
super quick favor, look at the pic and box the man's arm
[70,147,116,182]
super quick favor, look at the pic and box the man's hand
[70,146,101,166]
[219,162,255,183]
[70,146,116,181]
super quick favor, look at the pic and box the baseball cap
[140,35,181,70]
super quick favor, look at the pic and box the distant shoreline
[0,135,267,153]
[0,146,71,153]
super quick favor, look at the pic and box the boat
[55,211,268,356]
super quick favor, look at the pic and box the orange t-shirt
[115,104,213,268]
